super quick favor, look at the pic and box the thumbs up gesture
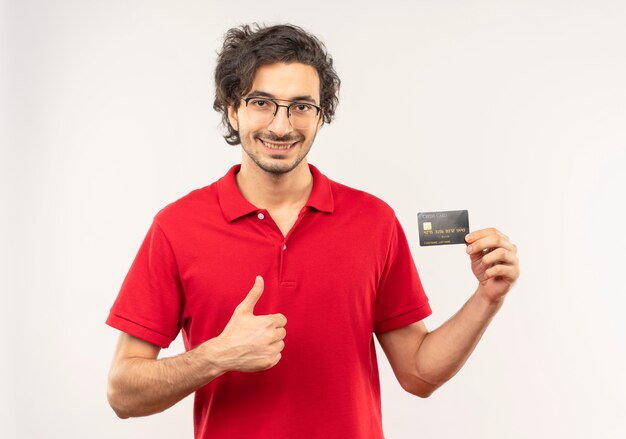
[213,276,287,373]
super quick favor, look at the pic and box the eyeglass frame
[240,96,323,127]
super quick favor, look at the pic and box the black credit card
[418,210,470,246]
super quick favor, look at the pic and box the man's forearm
[107,277,287,419]
[107,340,223,418]
[415,289,504,389]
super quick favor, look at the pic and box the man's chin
[255,157,306,175]
[259,163,297,175]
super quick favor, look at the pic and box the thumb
[238,276,264,313]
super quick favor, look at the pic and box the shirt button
[283,244,287,250]
[257,212,265,220]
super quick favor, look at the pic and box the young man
[106,24,520,439]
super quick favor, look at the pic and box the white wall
[3,1,625,438]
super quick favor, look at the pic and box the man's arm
[107,276,287,418]
[107,333,220,418]
[377,228,520,397]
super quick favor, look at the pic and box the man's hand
[465,228,520,303]
[107,276,286,418]
[212,276,287,373]
[379,228,520,399]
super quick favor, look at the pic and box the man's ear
[227,105,239,131]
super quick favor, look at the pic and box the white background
[2,1,626,438]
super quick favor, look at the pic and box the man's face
[228,62,323,176]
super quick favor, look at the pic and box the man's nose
[267,105,293,136]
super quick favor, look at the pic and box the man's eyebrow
[246,90,318,104]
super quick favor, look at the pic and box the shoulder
[329,177,396,219]
[323,176,404,255]
[152,182,220,229]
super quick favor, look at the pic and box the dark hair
[213,23,341,145]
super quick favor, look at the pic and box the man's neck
[235,160,313,210]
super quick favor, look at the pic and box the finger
[237,276,264,313]
[273,327,287,342]
[466,229,511,247]
[271,352,282,367]
[466,234,515,257]
[482,248,519,267]
[272,340,286,352]
[270,313,288,328]
[484,264,520,282]
[465,228,507,244]
[260,352,283,371]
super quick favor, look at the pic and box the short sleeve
[106,221,184,348]
[374,218,432,334]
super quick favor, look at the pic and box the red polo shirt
[107,164,431,439]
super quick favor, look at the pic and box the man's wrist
[195,337,229,379]
[474,286,506,312]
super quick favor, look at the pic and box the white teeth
[261,140,292,150]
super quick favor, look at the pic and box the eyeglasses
[241,96,322,129]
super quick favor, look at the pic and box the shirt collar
[217,164,335,222]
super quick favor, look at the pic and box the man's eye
[251,99,269,107]
[293,103,312,113]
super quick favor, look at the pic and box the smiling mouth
[260,139,296,150]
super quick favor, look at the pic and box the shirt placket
[254,208,309,287]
